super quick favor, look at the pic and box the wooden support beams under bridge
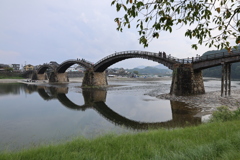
[221,63,231,97]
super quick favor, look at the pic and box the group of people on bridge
[158,51,167,58]
[76,58,94,65]
[159,51,174,60]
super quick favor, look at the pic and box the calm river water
[0,78,239,151]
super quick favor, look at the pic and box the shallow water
[0,79,239,151]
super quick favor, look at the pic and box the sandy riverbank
[0,79,27,83]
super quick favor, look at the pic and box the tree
[111,0,240,50]
[4,67,13,72]
[133,70,139,74]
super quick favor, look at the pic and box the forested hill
[126,66,172,76]
[202,45,240,79]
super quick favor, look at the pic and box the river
[0,78,240,151]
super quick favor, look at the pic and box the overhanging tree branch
[111,0,240,50]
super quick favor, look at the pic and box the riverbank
[1,119,240,159]
[0,79,27,83]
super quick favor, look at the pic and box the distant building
[75,66,85,72]
[24,64,34,71]
[0,64,10,71]
[10,64,20,71]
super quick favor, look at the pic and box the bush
[209,106,240,122]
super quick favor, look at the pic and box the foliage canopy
[111,0,240,50]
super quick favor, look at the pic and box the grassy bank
[0,76,24,79]
[1,107,240,160]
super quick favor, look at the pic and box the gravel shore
[157,90,240,112]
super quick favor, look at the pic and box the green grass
[1,106,240,160]
[0,76,24,79]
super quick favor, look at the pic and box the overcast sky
[0,0,217,69]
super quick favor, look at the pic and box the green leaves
[111,0,239,50]
[152,32,159,38]
[116,3,121,11]
[136,1,144,9]
[192,44,198,50]
[139,36,148,47]
[236,36,240,44]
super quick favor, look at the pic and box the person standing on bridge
[159,51,162,57]
[163,52,166,58]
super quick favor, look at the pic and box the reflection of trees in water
[24,85,38,94]
[0,83,26,95]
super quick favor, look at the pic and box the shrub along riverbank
[1,107,240,160]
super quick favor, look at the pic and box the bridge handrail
[193,50,240,62]
[60,59,94,66]
[37,63,55,69]
[172,50,240,64]
[37,50,240,71]
[94,50,179,66]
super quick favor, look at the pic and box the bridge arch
[93,50,178,72]
[57,59,93,73]
[37,64,55,74]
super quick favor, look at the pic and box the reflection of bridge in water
[35,85,202,130]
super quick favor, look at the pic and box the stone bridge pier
[49,72,69,83]
[170,64,205,96]
[31,71,48,80]
[82,68,108,87]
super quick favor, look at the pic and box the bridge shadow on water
[32,84,203,130]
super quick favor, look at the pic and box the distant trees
[4,67,13,72]
[133,70,139,75]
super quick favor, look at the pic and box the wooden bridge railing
[94,50,179,66]
[174,50,240,64]
[37,49,240,70]
[192,50,240,62]
[60,59,94,67]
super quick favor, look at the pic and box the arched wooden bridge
[33,49,240,96]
